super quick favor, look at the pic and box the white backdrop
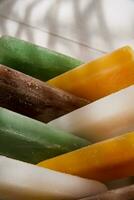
[0,0,133,61]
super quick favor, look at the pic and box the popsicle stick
[48,46,134,101]
[0,36,83,81]
[80,185,134,200]
[49,86,134,142]
[0,64,88,123]
[38,131,134,182]
[0,107,89,164]
[0,156,107,200]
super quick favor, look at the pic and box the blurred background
[0,0,134,61]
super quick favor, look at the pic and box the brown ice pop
[80,184,134,200]
[0,64,89,122]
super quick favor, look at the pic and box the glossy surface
[0,36,83,81]
[0,64,88,123]
[49,86,134,142]
[38,131,134,182]
[0,107,89,164]
[0,156,107,200]
[48,46,134,101]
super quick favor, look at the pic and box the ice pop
[38,131,134,182]
[0,64,88,123]
[0,107,89,164]
[0,36,83,81]
[80,185,134,200]
[0,156,107,200]
[49,86,134,142]
[48,46,134,101]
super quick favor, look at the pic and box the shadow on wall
[43,0,113,52]
[72,0,113,55]
[0,0,43,41]
[0,0,113,52]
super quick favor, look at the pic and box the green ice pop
[0,36,83,81]
[0,107,89,164]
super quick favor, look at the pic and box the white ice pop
[48,85,134,142]
[0,156,107,200]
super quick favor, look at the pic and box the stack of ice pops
[0,36,134,200]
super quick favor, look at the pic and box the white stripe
[0,156,107,200]
[49,85,134,142]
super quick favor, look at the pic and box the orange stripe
[38,132,134,182]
